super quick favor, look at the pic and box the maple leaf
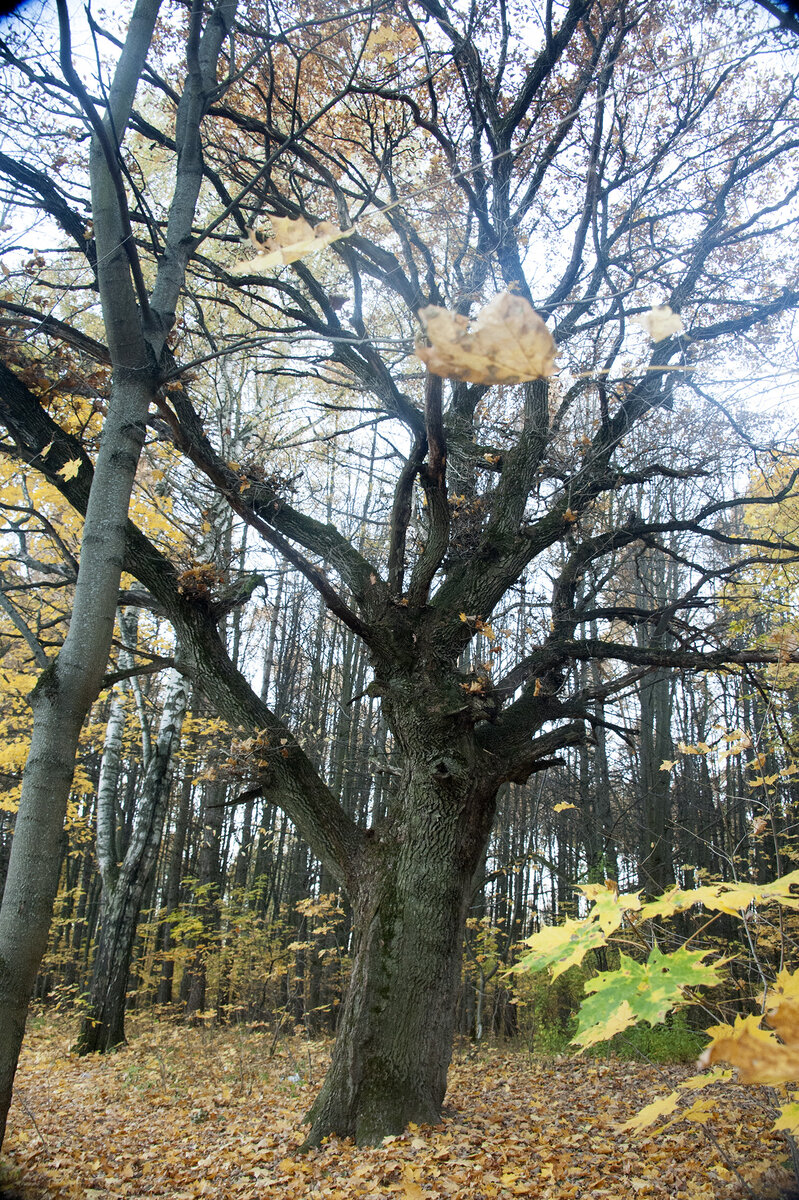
[553,802,577,812]
[415,293,556,384]
[659,1095,716,1130]
[775,1101,799,1135]
[699,1013,799,1084]
[637,870,799,920]
[573,945,724,1049]
[574,997,637,1049]
[57,458,82,480]
[233,219,352,274]
[631,304,684,341]
[619,1088,682,1132]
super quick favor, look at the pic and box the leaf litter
[2,1014,795,1200]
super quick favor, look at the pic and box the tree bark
[303,728,495,1146]
[0,0,236,1143]
[77,666,187,1053]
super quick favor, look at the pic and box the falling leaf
[563,508,577,523]
[631,304,684,341]
[233,219,352,274]
[659,759,677,772]
[57,458,82,480]
[416,292,556,384]
[553,802,577,813]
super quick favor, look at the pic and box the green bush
[514,963,586,1054]
[592,1012,706,1063]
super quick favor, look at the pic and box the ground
[0,1012,794,1199]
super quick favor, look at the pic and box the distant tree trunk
[156,762,194,1005]
[637,666,675,897]
[77,666,188,1052]
[184,779,225,1019]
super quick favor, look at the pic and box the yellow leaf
[775,1102,799,1136]
[57,458,82,480]
[573,998,636,1049]
[553,802,577,813]
[401,1162,425,1199]
[699,1014,799,1084]
[678,1068,732,1090]
[416,292,556,384]
[619,1088,682,1132]
[676,1097,716,1125]
[659,759,677,772]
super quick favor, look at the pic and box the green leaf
[572,945,724,1048]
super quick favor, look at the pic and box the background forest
[1,0,799,1158]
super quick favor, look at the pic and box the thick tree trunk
[303,762,492,1147]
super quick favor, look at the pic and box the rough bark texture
[305,781,487,1144]
[303,664,498,1146]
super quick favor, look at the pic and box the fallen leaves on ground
[2,1014,794,1200]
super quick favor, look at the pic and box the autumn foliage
[4,1015,794,1200]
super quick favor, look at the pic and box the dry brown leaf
[415,293,556,384]
[233,218,351,274]
[631,304,684,342]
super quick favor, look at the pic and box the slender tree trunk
[0,366,155,1138]
[77,667,187,1052]
[156,765,193,1005]
[184,779,225,1019]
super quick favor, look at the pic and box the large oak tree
[1,0,799,1148]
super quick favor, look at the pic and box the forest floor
[0,1012,795,1200]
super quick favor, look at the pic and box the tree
[0,0,240,1145]
[76,610,188,1053]
[2,0,799,1150]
